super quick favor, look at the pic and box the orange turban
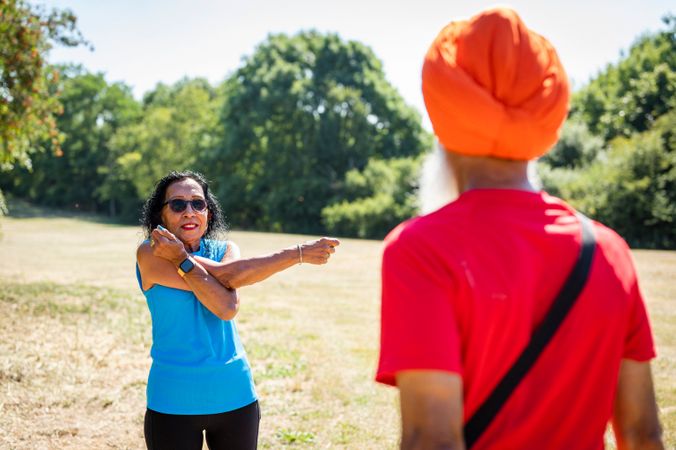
[422,8,570,160]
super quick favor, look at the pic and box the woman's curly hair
[140,171,227,240]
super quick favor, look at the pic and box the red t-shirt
[376,189,655,450]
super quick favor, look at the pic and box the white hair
[527,160,542,190]
[417,142,459,215]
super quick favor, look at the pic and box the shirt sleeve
[375,225,463,386]
[622,277,656,361]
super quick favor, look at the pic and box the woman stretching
[136,171,339,450]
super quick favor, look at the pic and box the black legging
[144,400,260,450]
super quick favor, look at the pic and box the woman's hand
[150,226,189,266]
[298,237,340,265]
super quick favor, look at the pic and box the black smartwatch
[177,257,195,278]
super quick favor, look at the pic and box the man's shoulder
[384,203,466,251]
[543,192,632,251]
[589,220,636,269]
[591,220,627,246]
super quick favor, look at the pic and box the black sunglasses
[163,198,208,213]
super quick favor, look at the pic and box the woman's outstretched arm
[193,237,340,289]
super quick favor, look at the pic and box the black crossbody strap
[463,213,596,448]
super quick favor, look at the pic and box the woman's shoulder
[136,239,153,260]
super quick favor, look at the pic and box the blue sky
[43,0,673,127]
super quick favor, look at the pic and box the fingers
[315,251,330,265]
[320,237,341,248]
[150,228,177,256]
[154,226,177,241]
[310,237,340,251]
[151,228,170,244]
[300,237,340,265]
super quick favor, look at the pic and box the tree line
[1,1,674,248]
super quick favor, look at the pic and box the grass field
[0,204,674,449]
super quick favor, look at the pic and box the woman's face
[161,178,210,248]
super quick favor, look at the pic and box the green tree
[0,0,88,168]
[202,31,430,233]
[108,78,222,207]
[321,156,421,239]
[5,67,141,216]
[571,15,675,141]
[540,119,604,169]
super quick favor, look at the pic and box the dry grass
[0,208,674,449]
[0,282,149,449]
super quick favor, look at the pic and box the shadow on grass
[4,196,136,227]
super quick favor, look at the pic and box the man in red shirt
[376,7,664,450]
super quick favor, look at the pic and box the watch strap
[177,256,195,277]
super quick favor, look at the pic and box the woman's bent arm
[137,240,239,321]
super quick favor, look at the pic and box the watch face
[179,258,195,273]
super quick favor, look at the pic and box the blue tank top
[135,238,257,414]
